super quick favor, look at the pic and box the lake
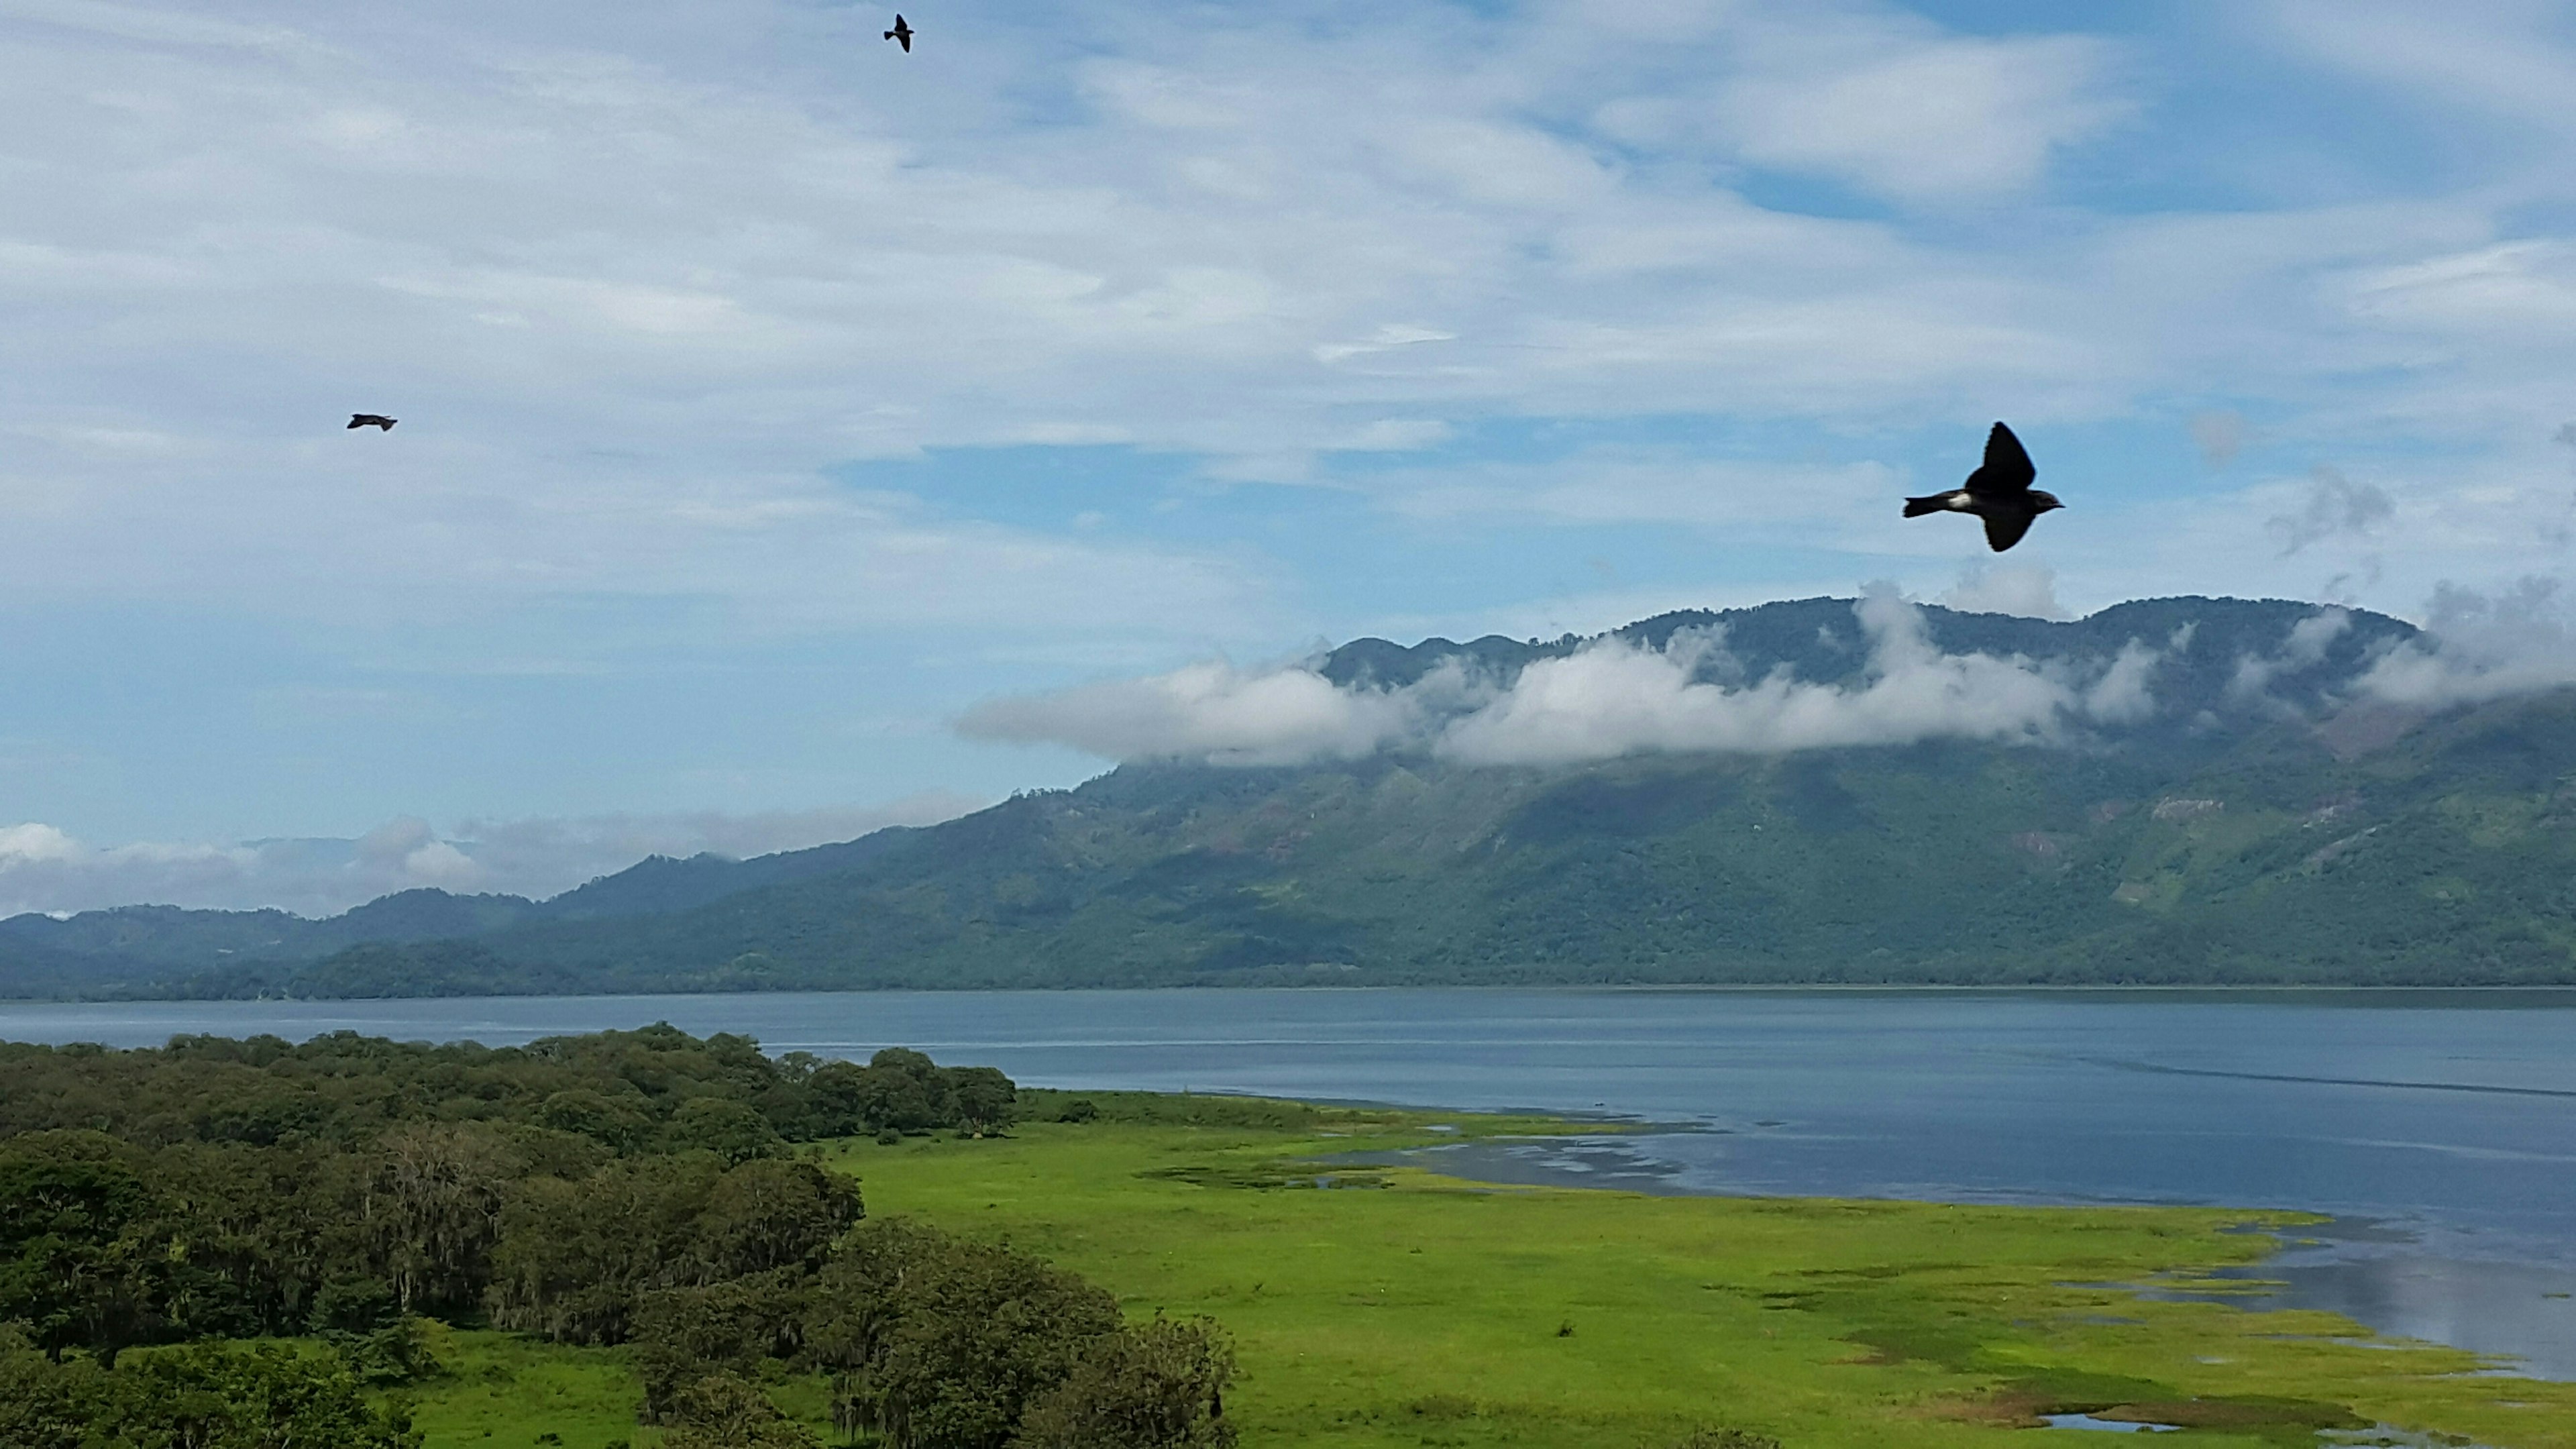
[5,986,2573,1376]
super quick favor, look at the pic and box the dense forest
[0,1026,1234,1449]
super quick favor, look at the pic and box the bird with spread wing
[1903,421,2063,552]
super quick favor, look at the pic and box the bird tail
[1902,495,1944,518]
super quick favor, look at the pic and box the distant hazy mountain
[14,594,2576,1000]
[0,827,924,996]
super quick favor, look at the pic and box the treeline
[0,1023,1014,1147]
[0,1026,1233,1449]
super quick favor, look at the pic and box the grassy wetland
[406,1090,2574,1449]
[9,1029,2568,1449]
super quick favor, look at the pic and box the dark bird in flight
[1903,421,2062,552]
[347,414,397,431]
[885,14,912,50]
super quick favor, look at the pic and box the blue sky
[7,0,2576,912]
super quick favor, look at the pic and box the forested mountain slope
[13,594,2576,998]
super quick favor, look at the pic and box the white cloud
[962,594,2166,769]
[0,794,980,918]
[2084,639,2162,726]
[2341,241,2576,342]
[2356,578,2576,708]
[956,659,1450,767]
[1437,592,2107,765]
[0,0,2551,657]
[1715,27,2130,202]
[2265,1,2576,144]
[0,822,84,866]
[2227,605,2353,710]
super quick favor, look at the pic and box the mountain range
[11,593,2576,1000]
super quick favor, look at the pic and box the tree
[804,1060,872,1138]
[487,1156,855,1346]
[696,1160,863,1281]
[1012,1319,1238,1449]
[810,1219,1120,1449]
[486,1155,726,1344]
[854,1051,952,1136]
[948,1069,1017,1136]
[361,1123,518,1317]
[634,1270,810,1422]
[537,1089,651,1152]
[669,1097,787,1166]
[0,1131,168,1363]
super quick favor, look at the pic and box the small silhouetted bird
[884,14,912,50]
[347,414,396,431]
[1903,421,2062,552]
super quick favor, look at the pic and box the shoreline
[13,980,2576,1010]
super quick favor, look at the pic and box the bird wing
[1982,506,2036,553]
[1978,421,2035,492]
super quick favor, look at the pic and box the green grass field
[405,1095,2576,1449]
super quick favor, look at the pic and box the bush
[660,1371,822,1449]
[0,1328,420,1449]
[325,1316,444,1385]
[1668,1429,1782,1449]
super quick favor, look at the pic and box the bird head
[2031,490,2065,513]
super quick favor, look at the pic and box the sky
[8,0,2576,914]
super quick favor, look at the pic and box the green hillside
[17,594,2576,998]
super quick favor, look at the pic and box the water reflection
[2196,1225,2576,1381]
[1403,1137,2576,1381]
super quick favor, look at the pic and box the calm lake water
[4,987,2573,1376]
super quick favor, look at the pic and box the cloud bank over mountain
[967,584,2576,773]
[0,794,978,919]
[963,594,2177,769]
[2356,578,2576,708]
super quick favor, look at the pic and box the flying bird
[1903,421,2062,552]
[884,13,912,50]
[347,414,396,431]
